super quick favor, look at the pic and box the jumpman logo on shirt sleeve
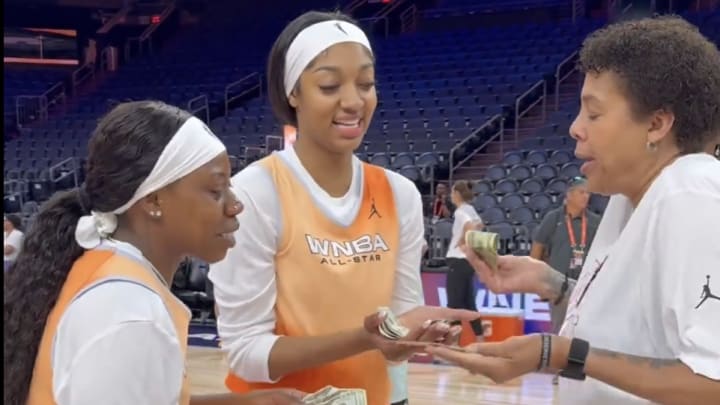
[695,275,720,309]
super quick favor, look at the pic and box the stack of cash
[303,386,367,405]
[377,306,409,340]
[465,230,500,270]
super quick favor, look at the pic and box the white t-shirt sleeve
[4,230,24,260]
[52,281,184,405]
[208,165,280,383]
[654,191,720,380]
[386,171,426,315]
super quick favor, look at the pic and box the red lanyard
[566,212,587,249]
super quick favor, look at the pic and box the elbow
[224,334,280,383]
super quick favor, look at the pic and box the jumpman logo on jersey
[695,275,720,309]
[335,22,348,35]
[368,198,381,219]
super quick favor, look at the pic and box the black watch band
[559,338,590,380]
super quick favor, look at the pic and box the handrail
[514,79,547,141]
[15,95,48,128]
[571,0,586,24]
[97,4,132,34]
[357,17,390,38]
[554,50,578,110]
[448,114,504,185]
[72,63,95,94]
[244,146,265,163]
[225,72,262,115]
[187,95,209,123]
[43,81,67,109]
[265,135,284,153]
[377,0,408,17]
[125,1,177,59]
[49,157,79,188]
[344,0,367,14]
[400,5,419,33]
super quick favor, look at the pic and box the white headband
[284,19,373,96]
[75,116,226,249]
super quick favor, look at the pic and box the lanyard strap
[566,212,587,249]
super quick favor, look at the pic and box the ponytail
[4,188,88,405]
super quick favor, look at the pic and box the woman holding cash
[209,10,480,405]
[427,16,720,404]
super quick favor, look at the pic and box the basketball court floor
[188,346,559,404]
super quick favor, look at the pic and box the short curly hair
[578,15,720,153]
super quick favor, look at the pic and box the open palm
[364,306,482,361]
[463,246,549,296]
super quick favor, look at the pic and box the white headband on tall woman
[75,116,226,249]
[284,20,373,96]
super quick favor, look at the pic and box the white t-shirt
[4,229,24,261]
[558,153,720,404]
[446,203,482,259]
[52,240,188,405]
[208,146,426,383]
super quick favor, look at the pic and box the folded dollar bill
[377,306,409,340]
[465,230,499,270]
[303,385,367,405]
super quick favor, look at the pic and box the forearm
[191,394,249,405]
[538,266,576,305]
[268,328,374,380]
[552,339,720,404]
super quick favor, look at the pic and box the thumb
[468,341,508,358]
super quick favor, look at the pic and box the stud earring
[150,210,162,218]
[646,141,658,152]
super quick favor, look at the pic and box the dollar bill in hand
[465,230,499,270]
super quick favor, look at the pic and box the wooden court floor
[188,346,558,404]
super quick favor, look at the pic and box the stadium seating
[5,3,719,295]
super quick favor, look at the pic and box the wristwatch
[559,338,590,380]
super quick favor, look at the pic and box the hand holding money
[302,386,367,405]
[364,306,482,362]
[461,245,555,298]
[465,230,500,271]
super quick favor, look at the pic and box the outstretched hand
[364,306,482,362]
[425,334,569,384]
[463,246,551,297]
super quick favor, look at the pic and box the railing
[244,146,265,163]
[448,114,504,185]
[97,3,132,34]
[514,79,547,140]
[72,63,96,94]
[49,157,79,189]
[265,135,284,153]
[344,0,367,14]
[357,16,390,38]
[125,1,177,59]
[400,5,419,33]
[571,0,586,24]
[554,50,578,110]
[225,72,262,115]
[15,95,48,128]
[187,95,210,123]
[43,81,67,110]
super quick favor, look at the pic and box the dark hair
[267,10,363,126]
[5,214,23,231]
[3,100,192,404]
[452,180,475,202]
[578,15,720,153]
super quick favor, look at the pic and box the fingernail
[423,319,432,328]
